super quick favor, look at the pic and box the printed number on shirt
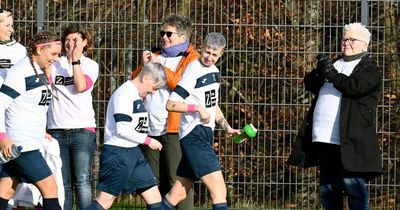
[135,117,148,133]
[39,89,51,106]
[205,89,217,108]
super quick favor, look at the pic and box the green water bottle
[233,123,258,144]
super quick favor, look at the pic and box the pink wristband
[144,136,152,145]
[187,104,197,112]
[0,133,6,140]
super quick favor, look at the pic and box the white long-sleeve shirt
[104,81,149,148]
[0,57,51,151]
[169,59,220,139]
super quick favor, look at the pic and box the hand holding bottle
[0,139,22,164]
[233,123,258,144]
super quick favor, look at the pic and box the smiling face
[341,29,368,56]
[159,25,186,48]
[0,15,13,41]
[199,46,224,67]
[34,44,62,70]
[64,32,87,54]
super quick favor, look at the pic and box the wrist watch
[72,60,81,65]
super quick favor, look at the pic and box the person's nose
[67,40,74,47]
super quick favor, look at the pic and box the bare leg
[141,186,162,204]
[0,177,19,199]
[165,176,194,206]
[34,175,58,198]
[95,191,116,210]
[200,171,227,204]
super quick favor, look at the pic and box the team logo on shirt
[0,59,12,69]
[133,100,147,113]
[55,76,75,86]
[195,72,220,88]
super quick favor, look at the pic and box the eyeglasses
[159,31,179,38]
[341,37,365,44]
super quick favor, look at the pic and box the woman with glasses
[288,22,383,210]
[0,31,62,210]
[130,14,199,210]
[0,8,26,86]
[47,24,99,210]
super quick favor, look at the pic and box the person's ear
[36,46,43,55]
[82,39,88,48]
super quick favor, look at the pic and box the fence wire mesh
[2,0,399,209]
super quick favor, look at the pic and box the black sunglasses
[159,31,179,38]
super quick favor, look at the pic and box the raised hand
[316,54,337,79]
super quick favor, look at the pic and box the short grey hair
[138,61,167,89]
[343,22,371,46]
[204,32,226,50]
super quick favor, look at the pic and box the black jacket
[287,55,383,179]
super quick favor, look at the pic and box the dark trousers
[316,143,369,210]
[142,133,194,210]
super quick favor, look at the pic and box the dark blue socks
[147,201,163,210]
[42,198,62,210]
[162,197,174,210]
[0,197,8,210]
[212,202,228,210]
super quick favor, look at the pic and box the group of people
[0,7,383,210]
[0,9,98,210]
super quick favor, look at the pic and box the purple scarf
[161,40,190,57]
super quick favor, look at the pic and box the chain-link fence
[2,0,399,209]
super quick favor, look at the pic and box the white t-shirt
[0,57,51,152]
[47,55,99,129]
[0,41,27,86]
[312,58,361,145]
[169,59,220,139]
[104,81,149,148]
[144,55,183,136]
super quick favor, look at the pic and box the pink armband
[144,136,152,145]
[83,75,94,92]
[187,104,197,112]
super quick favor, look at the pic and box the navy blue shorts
[177,124,221,181]
[0,150,52,183]
[97,145,158,196]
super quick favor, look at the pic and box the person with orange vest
[131,14,199,210]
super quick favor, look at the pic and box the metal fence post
[37,0,45,32]
[361,0,369,25]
